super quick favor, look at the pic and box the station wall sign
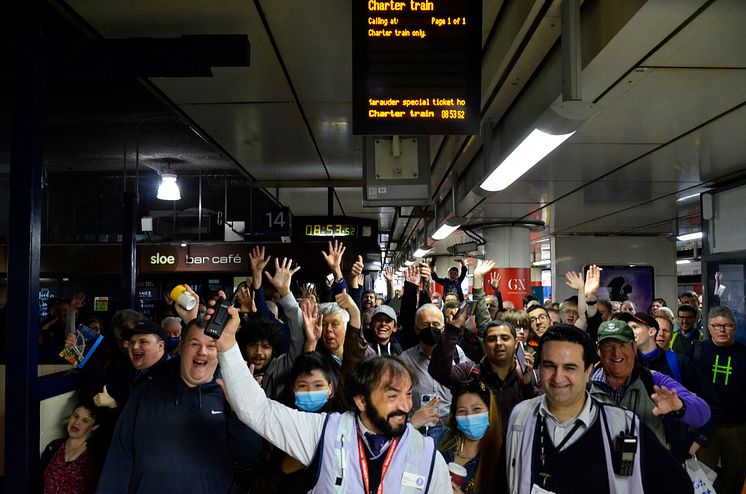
[139,244,250,273]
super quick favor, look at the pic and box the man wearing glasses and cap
[589,320,711,449]
[689,306,746,494]
[620,311,720,462]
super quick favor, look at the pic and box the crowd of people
[39,242,745,494]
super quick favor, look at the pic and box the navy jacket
[96,369,262,494]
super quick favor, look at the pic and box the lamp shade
[157,173,181,200]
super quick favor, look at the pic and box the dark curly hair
[238,314,284,354]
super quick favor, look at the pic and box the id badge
[530,485,557,494]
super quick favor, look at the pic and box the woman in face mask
[434,380,502,494]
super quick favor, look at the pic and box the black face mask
[418,325,442,346]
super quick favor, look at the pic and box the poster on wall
[490,268,531,308]
[584,265,655,313]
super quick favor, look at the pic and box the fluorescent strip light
[532,260,551,266]
[432,222,460,240]
[481,129,575,192]
[413,248,431,257]
[676,232,703,241]
[404,260,415,266]
[676,193,699,203]
[676,259,691,265]
[397,266,407,272]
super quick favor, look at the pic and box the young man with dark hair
[500,324,693,493]
[214,303,452,492]
[431,259,468,303]
[671,304,704,355]
[240,315,284,385]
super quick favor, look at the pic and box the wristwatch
[669,401,686,419]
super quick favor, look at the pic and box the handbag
[684,456,718,494]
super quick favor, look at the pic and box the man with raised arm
[213,296,452,493]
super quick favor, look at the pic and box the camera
[612,432,637,476]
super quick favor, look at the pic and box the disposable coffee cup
[448,462,467,487]
[169,285,197,311]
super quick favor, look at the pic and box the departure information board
[353,0,482,135]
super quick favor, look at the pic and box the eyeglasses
[709,323,735,331]
[529,314,549,323]
[561,310,579,316]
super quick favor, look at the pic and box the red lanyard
[357,429,399,494]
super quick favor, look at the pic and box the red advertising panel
[490,267,531,308]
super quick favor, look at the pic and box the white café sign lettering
[150,253,176,265]
[185,253,242,265]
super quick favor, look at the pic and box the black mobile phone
[204,296,231,339]
[516,341,528,373]
[455,300,477,319]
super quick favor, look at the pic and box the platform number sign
[262,207,292,236]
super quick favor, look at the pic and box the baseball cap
[596,320,635,344]
[370,305,397,323]
[618,311,659,331]
[121,320,166,341]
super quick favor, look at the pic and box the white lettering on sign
[150,253,176,265]
[184,254,243,265]
[507,278,527,291]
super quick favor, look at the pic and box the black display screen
[352,0,482,135]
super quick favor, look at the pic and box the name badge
[402,472,426,490]
[531,484,557,494]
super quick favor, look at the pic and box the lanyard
[357,429,399,494]
[537,416,583,487]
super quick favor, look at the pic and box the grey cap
[370,305,397,322]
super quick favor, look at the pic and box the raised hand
[236,285,255,314]
[488,271,502,292]
[299,282,317,302]
[564,271,584,291]
[71,292,86,309]
[419,263,431,281]
[207,290,242,353]
[300,298,323,351]
[472,259,495,290]
[173,284,200,323]
[321,240,345,280]
[383,266,394,283]
[93,385,117,409]
[409,396,441,428]
[336,290,361,329]
[265,257,301,297]
[249,246,271,289]
[584,264,601,300]
[651,385,684,416]
[350,255,364,289]
[405,265,420,285]
[515,351,535,385]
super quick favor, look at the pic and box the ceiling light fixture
[676,259,692,265]
[157,173,181,201]
[413,247,431,258]
[532,259,551,266]
[481,0,596,193]
[481,128,575,192]
[432,216,465,240]
[676,193,700,203]
[676,231,703,241]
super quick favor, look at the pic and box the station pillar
[482,226,532,308]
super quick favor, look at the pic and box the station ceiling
[4,0,746,264]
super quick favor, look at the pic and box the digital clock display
[305,224,357,237]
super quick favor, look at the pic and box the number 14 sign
[262,207,292,236]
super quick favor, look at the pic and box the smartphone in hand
[516,341,528,373]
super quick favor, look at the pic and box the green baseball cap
[596,320,635,344]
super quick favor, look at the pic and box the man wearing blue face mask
[161,317,183,356]
[432,379,502,493]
